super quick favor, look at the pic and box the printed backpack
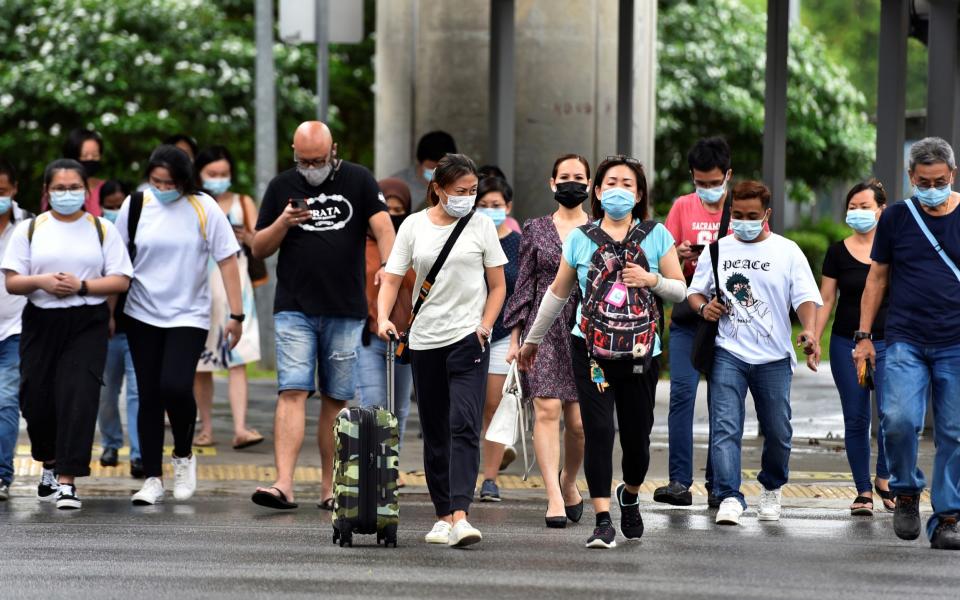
[578,221,659,363]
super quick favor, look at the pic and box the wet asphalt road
[1,494,958,600]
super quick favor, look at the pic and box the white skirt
[487,336,512,376]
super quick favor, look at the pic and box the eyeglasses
[48,184,85,192]
[294,154,334,169]
[604,155,643,167]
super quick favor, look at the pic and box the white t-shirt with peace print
[0,212,133,309]
[115,190,241,330]
[687,233,821,368]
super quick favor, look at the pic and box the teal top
[561,220,675,355]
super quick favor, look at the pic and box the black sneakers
[894,494,922,540]
[100,447,119,467]
[708,490,721,509]
[130,458,145,479]
[586,521,617,549]
[56,484,81,510]
[37,468,59,502]
[653,481,693,506]
[930,515,960,550]
[616,483,644,540]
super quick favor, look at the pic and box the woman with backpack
[378,153,507,549]
[113,145,244,506]
[2,159,132,510]
[518,155,686,549]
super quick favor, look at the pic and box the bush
[784,230,830,282]
[810,217,851,244]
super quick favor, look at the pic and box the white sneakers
[424,519,482,548]
[716,498,745,525]
[448,519,482,548]
[425,520,452,544]
[715,488,783,525]
[758,488,782,521]
[172,454,197,500]
[132,477,165,505]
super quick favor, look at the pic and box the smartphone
[690,244,705,252]
[289,198,307,210]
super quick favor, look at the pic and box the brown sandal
[193,431,215,447]
[233,429,265,450]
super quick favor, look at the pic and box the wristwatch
[230,313,246,323]
[78,281,89,297]
[853,330,872,342]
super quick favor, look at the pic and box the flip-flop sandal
[317,497,335,511]
[251,487,299,510]
[233,430,265,450]
[874,482,896,512]
[193,431,215,447]
[850,495,874,516]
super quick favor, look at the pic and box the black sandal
[874,481,896,512]
[850,495,874,516]
[317,497,336,511]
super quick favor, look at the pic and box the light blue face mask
[0,196,11,215]
[600,187,636,220]
[423,168,435,182]
[477,207,507,227]
[845,209,878,233]
[49,190,86,215]
[203,177,231,196]
[151,186,181,204]
[731,218,765,241]
[914,184,952,208]
[102,208,120,224]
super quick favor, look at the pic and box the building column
[374,0,416,179]
[763,0,789,233]
[926,0,959,191]
[875,0,909,197]
[489,0,516,182]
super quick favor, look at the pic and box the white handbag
[484,360,532,479]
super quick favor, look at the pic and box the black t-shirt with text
[256,162,386,318]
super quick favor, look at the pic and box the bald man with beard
[251,121,395,510]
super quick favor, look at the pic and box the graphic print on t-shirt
[721,271,773,345]
[296,193,354,232]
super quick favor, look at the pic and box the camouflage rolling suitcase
[331,337,400,548]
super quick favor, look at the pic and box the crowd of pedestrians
[0,122,958,553]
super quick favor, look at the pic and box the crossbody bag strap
[709,192,732,297]
[408,211,475,325]
[905,197,960,283]
[127,191,144,261]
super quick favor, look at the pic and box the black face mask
[554,181,588,208]
[390,214,407,232]
[80,160,101,177]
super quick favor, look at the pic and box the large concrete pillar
[630,0,658,201]
[374,0,417,179]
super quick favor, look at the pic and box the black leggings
[571,335,658,499]
[19,303,109,477]
[125,317,207,478]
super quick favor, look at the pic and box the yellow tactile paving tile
[16,445,217,457]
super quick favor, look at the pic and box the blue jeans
[274,312,364,400]
[882,341,960,540]
[98,333,140,460]
[829,336,888,493]
[356,336,413,450]
[0,335,20,485]
[667,321,713,489]
[709,347,793,508]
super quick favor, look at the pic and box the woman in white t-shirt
[2,159,133,510]
[378,154,508,549]
[113,145,244,506]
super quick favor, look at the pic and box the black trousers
[125,317,207,478]
[571,335,658,499]
[410,333,489,516]
[19,302,109,477]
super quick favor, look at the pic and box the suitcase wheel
[338,530,353,548]
[382,524,398,548]
[332,526,340,544]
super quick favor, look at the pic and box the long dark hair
[590,156,648,221]
[194,145,235,189]
[425,153,479,207]
[145,145,198,195]
[62,128,103,160]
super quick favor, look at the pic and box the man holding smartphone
[250,121,395,510]
[657,137,735,507]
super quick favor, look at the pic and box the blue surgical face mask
[151,186,181,204]
[731,218,765,242]
[423,168,435,182]
[477,207,507,227]
[0,197,11,215]
[600,187,636,220]
[49,190,86,215]
[102,208,120,224]
[845,209,878,233]
[696,177,727,204]
[203,177,231,196]
[914,184,952,208]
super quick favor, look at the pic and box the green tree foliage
[0,0,374,209]
[655,0,876,214]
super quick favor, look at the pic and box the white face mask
[442,193,475,218]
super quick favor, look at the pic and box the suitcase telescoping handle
[386,333,397,415]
